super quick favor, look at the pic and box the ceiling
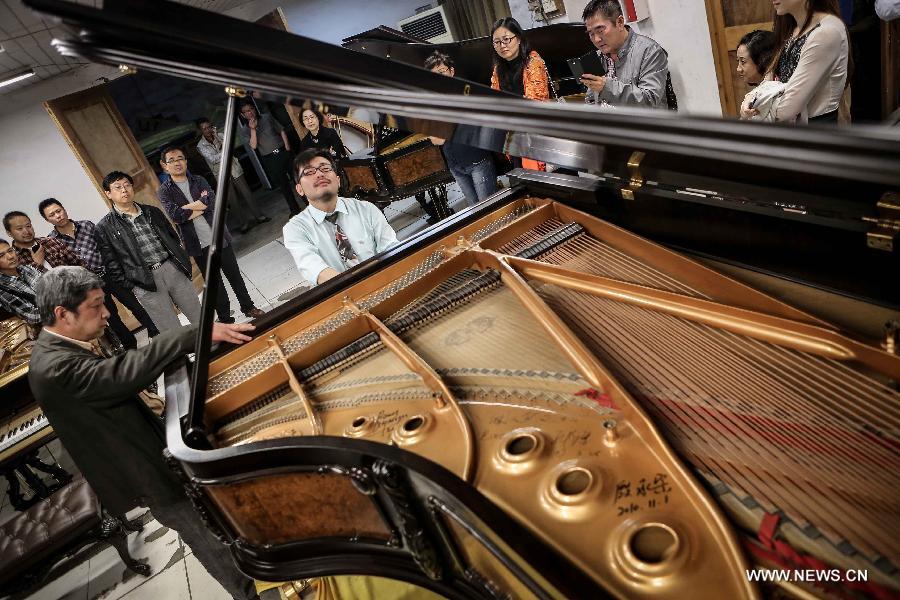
[0,0,262,96]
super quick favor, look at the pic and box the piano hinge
[883,320,899,355]
[621,151,645,200]
[862,192,900,252]
[224,86,247,98]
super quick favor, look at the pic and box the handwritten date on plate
[614,473,673,517]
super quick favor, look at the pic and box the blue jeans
[450,156,498,206]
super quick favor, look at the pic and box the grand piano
[25,0,900,598]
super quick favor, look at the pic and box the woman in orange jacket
[489,17,550,171]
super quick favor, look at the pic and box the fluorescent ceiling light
[0,69,36,88]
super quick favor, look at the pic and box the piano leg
[24,453,73,492]
[427,185,454,221]
[2,450,73,511]
[415,192,439,225]
[4,467,28,511]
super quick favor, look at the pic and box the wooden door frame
[44,84,161,209]
[704,0,771,116]
[883,18,900,119]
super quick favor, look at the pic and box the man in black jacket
[96,171,201,333]
[28,266,257,599]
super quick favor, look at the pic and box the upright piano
[0,317,70,510]
[27,0,900,598]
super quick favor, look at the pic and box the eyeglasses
[300,164,335,177]
[492,35,516,47]
[586,25,608,39]
[110,183,133,192]
[0,247,16,257]
[165,157,187,164]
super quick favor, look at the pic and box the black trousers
[259,148,302,215]
[197,245,256,321]
[102,292,136,350]
[103,275,161,337]
[149,498,256,600]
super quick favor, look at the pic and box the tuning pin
[603,419,620,446]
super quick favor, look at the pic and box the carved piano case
[341,128,453,210]
[27,0,900,598]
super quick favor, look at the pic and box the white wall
[631,0,721,116]
[280,0,430,46]
[509,0,722,115]
[0,64,121,238]
[0,1,285,239]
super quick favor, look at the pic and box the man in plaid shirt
[0,239,42,324]
[4,210,137,348]
[4,210,85,270]
[39,199,159,343]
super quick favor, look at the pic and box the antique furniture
[0,476,148,597]
[341,127,455,219]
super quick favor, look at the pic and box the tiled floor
[1,182,470,600]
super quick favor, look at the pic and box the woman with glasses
[297,108,348,160]
[489,17,549,171]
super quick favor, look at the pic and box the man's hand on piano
[212,322,255,344]
[317,268,340,284]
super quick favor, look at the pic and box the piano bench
[0,475,149,597]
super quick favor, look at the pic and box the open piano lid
[26,0,900,303]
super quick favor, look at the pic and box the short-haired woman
[736,30,776,86]
[298,108,347,159]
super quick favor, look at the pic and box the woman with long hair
[489,17,549,170]
[744,0,849,123]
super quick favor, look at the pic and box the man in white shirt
[283,149,399,286]
[194,117,269,233]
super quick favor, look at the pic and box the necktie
[324,212,358,266]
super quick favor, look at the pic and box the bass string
[541,285,899,559]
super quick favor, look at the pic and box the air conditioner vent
[400,11,446,39]
[398,5,454,44]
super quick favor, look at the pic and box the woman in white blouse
[742,0,849,124]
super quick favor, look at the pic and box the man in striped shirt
[39,199,159,346]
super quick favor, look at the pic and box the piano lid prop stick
[187,88,241,447]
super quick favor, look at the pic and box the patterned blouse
[491,50,550,101]
[777,23,821,84]
[492,50,550,172]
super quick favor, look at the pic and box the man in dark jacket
[157,145,264,323]
[95,171,201,332]
[28,266,256,599]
